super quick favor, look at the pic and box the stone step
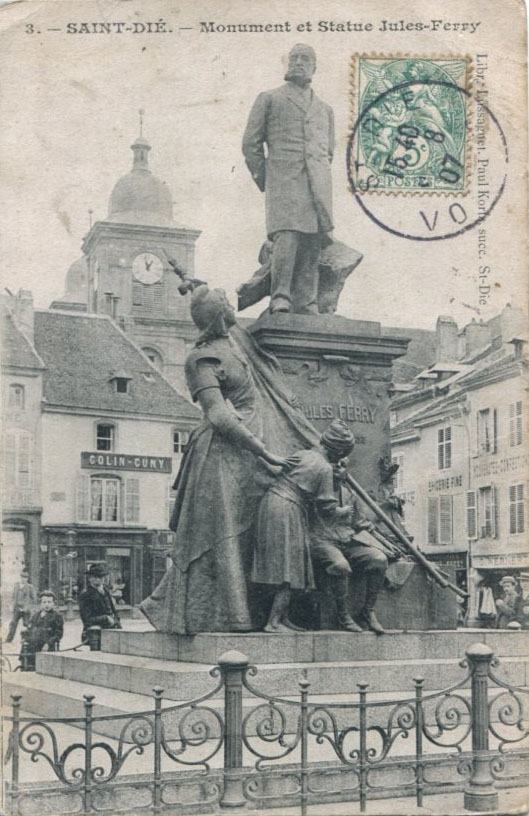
[100,627,528,665]
[33,647,529,697]
[6,669,527,747]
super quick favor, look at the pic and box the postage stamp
[350,56,473,195]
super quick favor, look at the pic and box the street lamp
[64,530,77,621]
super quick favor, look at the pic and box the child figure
[21,591,64,670]
[252,419,355,632]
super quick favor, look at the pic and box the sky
[0,0,527,331]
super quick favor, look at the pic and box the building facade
[2,292,46,598]
[391,305,528,625]
[34,307,199,606]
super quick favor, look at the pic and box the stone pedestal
[248,314,461,631]
[249,313,408,494]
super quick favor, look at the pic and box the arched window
[8,384,25,410]
[142,347,163,370]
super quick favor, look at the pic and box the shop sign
[473,552,529,569]
[81,452,172,473]
[428,474,463,492]
[426,552,467,568]
[473,452,528,479]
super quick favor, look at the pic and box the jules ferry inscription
[302,403,377,423]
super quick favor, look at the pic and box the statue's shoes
[282,618,307,632]
[263,622,292,633]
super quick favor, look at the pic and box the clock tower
[81,122,201,393]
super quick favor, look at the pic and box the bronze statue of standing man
[242,44,334,315]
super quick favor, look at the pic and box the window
[477,408,497,454]
[428,495,453,544]
[4,430,31,487]
[509,401,523,447]
[509,484,525,534]
[90,477,119,522]
[438,427,452,470]
[116,378,129,394]
[132,281,164,313]
[173,430,189,454]
[76,475,140,524]
[466,490,478,539]
[8,384,25,410]
[125,478,140,523]
[142,347,163,369]
[478,485,497,538]
[96,423,114,452]
[392,455,404,490]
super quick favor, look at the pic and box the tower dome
[107,133,174,227]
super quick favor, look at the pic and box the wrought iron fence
[3,642,528,815]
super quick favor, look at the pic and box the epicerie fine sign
[81,452,172,473]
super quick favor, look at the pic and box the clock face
[132,252,163,285]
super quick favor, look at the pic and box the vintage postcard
[1,0,528,815]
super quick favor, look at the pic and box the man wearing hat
[310,433,390,635]
[79,563,122,641]
[496,576,524,629]
[6,568,37,642]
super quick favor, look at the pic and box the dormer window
[109,372,132,394]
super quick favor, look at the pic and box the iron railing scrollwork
[3,640,528,815]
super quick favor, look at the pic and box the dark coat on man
[242,82,334,237]
[79,585,122,638]
[26,608,64,651]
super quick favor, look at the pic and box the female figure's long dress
[140,328,318,634]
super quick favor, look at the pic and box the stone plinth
[249,312,409,494]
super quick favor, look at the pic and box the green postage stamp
[350,56,472,194]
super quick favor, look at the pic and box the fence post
[464,643,498,812]
[299,676,310,816]
[357,682,368,813]
[414,677,424,808]
[83,693,95,814]
[9,694,22,812]
[153,686,164,813]
[218,650,249,808]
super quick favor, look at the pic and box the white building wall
[41,412,186,529]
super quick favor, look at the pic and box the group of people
[5,563,122,669]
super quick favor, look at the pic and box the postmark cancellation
[350,55,473,195]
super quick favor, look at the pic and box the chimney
[499,303,528,345]
[15,289,34,343]
[435,315,459,363]
[462,318,490,357]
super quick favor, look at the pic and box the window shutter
[125,478,140,523]
[17,433,31,486]
[517,484,525,533]
[428,497,438,544]
[490,484,497,538]
[439,495,453,543]
[466,490,477,539]
[492,409,498,453]
[4,432,16,483]
[515,401,523,445]
[76,474,90,522]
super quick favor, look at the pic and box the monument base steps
[4,629,527,742]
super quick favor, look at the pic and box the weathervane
[139,108,145,137]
